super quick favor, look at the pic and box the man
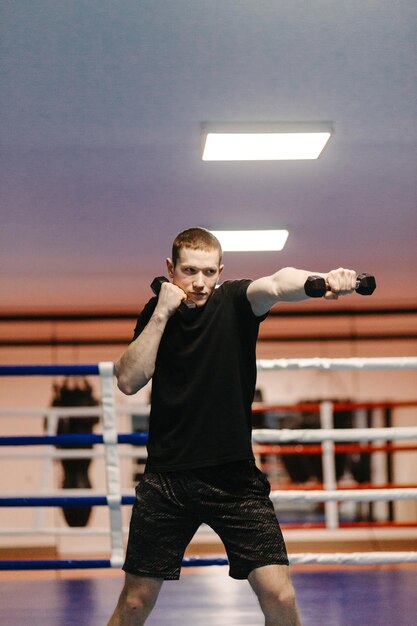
[108,227,357,625]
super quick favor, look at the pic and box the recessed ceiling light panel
[202,122,333,161]
[211,230,289,252]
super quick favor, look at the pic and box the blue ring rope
[0,557,229,571]
[0,435,104,446]
[0,559,112,570]
[182,557,228,568]
[0,433,148,446]
[0,496,136,507]
[0,364,102,376]
[118,433,148,444]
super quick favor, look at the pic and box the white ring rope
[252,427,417,443]
[270,488,417,504]
[256,356,417,371]
[289,552,417,565]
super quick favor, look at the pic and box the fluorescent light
[203,133,331,160]
[201,122,333,161]
[211,230,289,252]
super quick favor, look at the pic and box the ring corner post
[320,400,339,530]
[98,362,124,568]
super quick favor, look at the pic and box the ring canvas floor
[0,566,416,625]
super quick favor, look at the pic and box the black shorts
[123,460,289,580]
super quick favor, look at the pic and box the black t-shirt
[131,279,267,472]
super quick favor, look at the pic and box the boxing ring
[1,358,417,625]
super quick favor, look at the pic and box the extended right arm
[115,282,186,395]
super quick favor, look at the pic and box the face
[166,247,224,307]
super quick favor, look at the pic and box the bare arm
[247,266,357,316]
[115,282,186,395]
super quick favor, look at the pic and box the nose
[193,272,205,289]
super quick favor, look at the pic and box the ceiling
[1,1,417,316]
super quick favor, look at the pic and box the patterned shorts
[123,460,289,580]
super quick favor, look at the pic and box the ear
[219,264,224,275]
[166,258,174,279]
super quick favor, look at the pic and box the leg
[248,564,302,626]
[108,472,199,624]
[107,573,163,625]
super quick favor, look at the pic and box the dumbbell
[150,276,197,314]
[304,273,376,298]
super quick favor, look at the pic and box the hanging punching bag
[52,378,99,527]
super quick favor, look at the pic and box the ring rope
[288,552,417,565]
[252,399,417,412]
[0,365,102,376]
[1,552,417,571]
[256,357,417,371]
[252,427,417,443]
[0,433,148,446]
[2,488,416,508]
[0,559,112,570]
[1,427,416,447]
[255,443,417,455]
[1,357,417,377]
[269,488,417,503]
[0,496,126,507]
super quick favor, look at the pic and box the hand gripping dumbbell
[150,276,197,314]
[304,273,376,298]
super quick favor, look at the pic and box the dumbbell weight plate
[356,273,376,295]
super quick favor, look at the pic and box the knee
[278,582,297,610]
[118,585,158,619]
[262,581,297,614]
[121,588,156,615]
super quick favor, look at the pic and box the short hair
[172,227,222,266]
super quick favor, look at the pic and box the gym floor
[1,566,416,625]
